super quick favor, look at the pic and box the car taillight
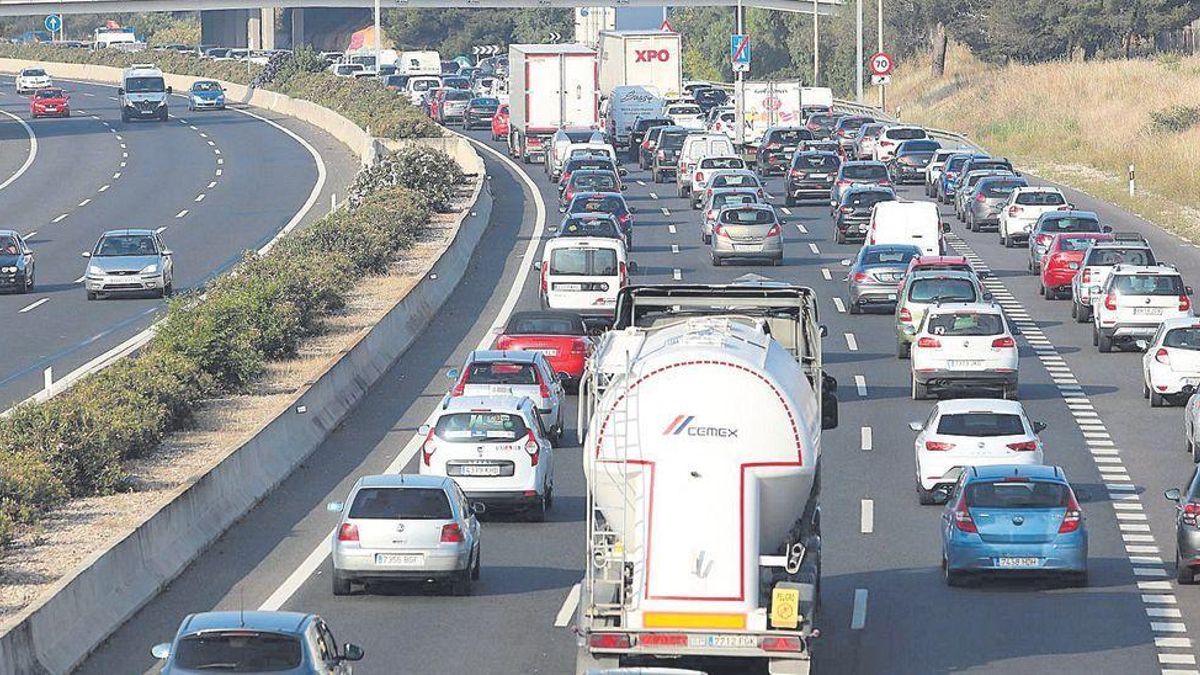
[852,271,868,283]
[540,265,548,295]
[706,209,716,219]
[916,337,941,348]
[899,307,912,323]
[840,206,853,214]
[337,523,359,542]
[524,430,540,466]
[991,336,1015,348]
[766,224,781,237]
[695,171,703,182]
[1104,293,1118,311]
[1182,294,1192,312]
[571,338,588,354]
[1058,491,1083,533]
[1007,440,1038,451]
[880,140,894,147]
[1156,347,1171,364]
[440,522,465,543]
[714,224,729,238]
[619,261,628,288]
[879,179,892,186]
[975,193,986,202]
[494,336,512,350]
[837,179,851,187]
[657,150,666,158]
[1183,502,1200,527]
[925,440,955,451]
[953,500,977,533]
[564,187,574,201]
[1008,205,1022,216]
[618,212,631,224]
[535,370,551,399]
[1081,268,1092,283]
[1036,234,1052,247]
[421,428,437,465]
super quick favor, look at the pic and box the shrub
[348,146,464,212]
[1149,105,1200,134]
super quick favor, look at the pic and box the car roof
[1112,264,1180,276]
[907,269,978,281]
[469,349,539,364]
[100,228,156,236]
[0,229,20,237]
[841,160,886,168]
[927,300,1001,314]
[179,611,310,635]
[357,473,450,490]
[935,398,1025,415]
[443,394,529,413]
[1014,185,1062,194]
[969,464,1064,482]
[1159,316,1200,330]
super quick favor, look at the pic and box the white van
[406,75,441,106]
[536,238,628,316]
[398,50,441,76]
[606,85,664,151]
[677,133,736,197]
[565,142,618,166]
[866,200,945,256]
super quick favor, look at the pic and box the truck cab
[119,64,171,123]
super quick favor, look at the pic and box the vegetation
[381,8,573,61]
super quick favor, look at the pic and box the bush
[348,146,464,212]
[1149,105,1200,134]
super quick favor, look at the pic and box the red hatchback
[898,255,976,296]
[30,87,69,118]
[491,104,509,142]
[493,311,590,390]
[1040,232,1113,299]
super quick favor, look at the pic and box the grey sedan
[710,204,784,266]
[82,229,174,300]
[964,175,1028,232]
[843,243,922,314]
[1166,463,1200,583]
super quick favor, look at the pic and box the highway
[0,77,359,411]
[77,125,1200,674]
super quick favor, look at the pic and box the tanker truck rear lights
[588,633,632,649]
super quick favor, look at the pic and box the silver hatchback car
[328,474,482,596]
[82,229,174,300]
[700,187,763,244]
[709,204,784,266]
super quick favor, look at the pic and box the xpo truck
[574,278,838,675]
[508,44,600,164]
[597,30,682,96]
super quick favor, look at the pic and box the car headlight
[88,265,103,275]
[140,263,158,275]
[0,266,15,273]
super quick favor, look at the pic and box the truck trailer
[574,278,838,674]
[507,44,600,164]
[597,30,682,97]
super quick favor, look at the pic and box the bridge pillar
[247,11,261,49]
[260,8,277,50]
[200,9,250,48]
[290,8,305,49]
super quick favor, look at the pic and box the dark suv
[754,127,814,176]
[651,126,692,183]
[785,151,842,206]
[628,117,673,161]
[833,185,896,244]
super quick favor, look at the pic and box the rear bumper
[1102,323,1161,339]
[945,534,1088,573]
[332,548,469,577]
[914,369,1017,391]
[464,489,543,509]
[787,181,834,198]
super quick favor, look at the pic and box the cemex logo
[635,49,672,63]
[662,415,739,438]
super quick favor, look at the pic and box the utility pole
[735,0,745,150]
[373,0,382,75]
[855,0,863,101]
[812,0,819,85]
[877,0,884,109]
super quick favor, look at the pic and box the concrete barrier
[0,60,490,674]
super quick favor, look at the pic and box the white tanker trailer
[574,278,838,675]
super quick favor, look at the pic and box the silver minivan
[709,204,784,266]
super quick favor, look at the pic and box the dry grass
[889,45,1200,240]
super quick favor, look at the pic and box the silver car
[1165,462,1200,582]
[843,243,921,314]
[328,474,482,596]
[153,611,363,674]
[963,175,1028,232]
[709,204,784,266]
[699,188,762,244]
[82,229,174,300]
[954,169,1014,222]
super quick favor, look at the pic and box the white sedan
[910,302,1020,400]
[998,186,1068,247]
[910,398,1046,504]
[15,67,51,95]
[1143,317,1200,407]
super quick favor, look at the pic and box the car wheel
[849,301,862,315]
[1092,326,1099,346]
[1070,302,1078,320]
[1179,551,1196,584]
[1003,384,1019,401]
[527,492,548,523]
[1038,282,1045,297]
[451,569,473,596]
[331,570,353,596]
[835,229,846,244]
[1144,381,1151,399]
[471,547,481,580]
[911,378,929,400]
[897,339,911,359]
[121,111,130,123]
[1001,233,1009,248]
[86,291,97,301]
[917,480,936,505]
[1151,391,1167,408]
[1098,332,1113,353]
[711,252,722,267]
[943,558,966,587]
[703,234,711,245]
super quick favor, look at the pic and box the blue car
[937,152,986,205]
[187,79,226,111]
[940,464,1087,586]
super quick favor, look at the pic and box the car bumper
[85,274,165,293]
[1147,365,1200,396]
[190,98,224,109]
[655,165,677,176]
[1178,529,1200,566]
[913,369,1018,391]
[124,105,166,118]
[787,181,834,197]
[1103,323,1161,338]
[712,238,784,259]
[32,107,68,116]
[945,533,1088,574]
[463,489,544,509]
[849,282,899,306]
[0,272,28,290]
[836,219,870,240]
[920,453,1042,491]
[1043,270,1078,289]
[332,547,470,578]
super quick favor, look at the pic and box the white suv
[1093,264,1192,353]
[420,395,555,520]
[1071,235,1155,323]
[1142,317,1200,407]
[997,186,1068,247]
[873,125,928,162]
[690,156,747,208]
[910,398,1045,504]
[910,301,1019,400]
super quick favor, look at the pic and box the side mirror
[1033,421,1047,433]
[418,424,431,436]
[1135,339,1148,351]
[983,292,994,301]
[903,324,918,336]
[819,325,828,337]
[446,367,461,380]
[558,206,566,213]
[547,225,559,233]
[621,185,628,191]
[533,261,542,271]
[1166,488,1182,502]
[166,86,173,95]
[908,421,923,432]
[628,261,640,274]
[341,643,365,662]
[117,87,124,95]
[942,222,951,232]
[81,251,91,258]
[151,643,171,660]
[162,249,173,257]
[326,501,344,513]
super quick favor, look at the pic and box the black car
[0,229,34,293]
[564,192,636,248]
[560,169,623,208]
[558,157,622,194]
[804,112,842,140]
[462,96,500,130]
[755,127,814,176]
[888,138,942,184]
[693,87,730,112]
[785,151,842,206]
[554,213,624,243]
[832,115,875,151]
[629,116,673,162]
[800,139,842,155]
[833,186,896,244]
[652,126,692,183]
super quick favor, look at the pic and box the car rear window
[713,192,759,209]
[571,196,625,215]
[435,412,529,442]
[944,156,971,171]
[559,217,620,239]
[845,191,893,209]
[770,129,813,144]
[712,174,758,188]
[926,312,1004,336]
[720,208,775,225]
[570,148,606,158]
[1058,236,1101,252]
[1113,274,1185,296]
[507,314,585,335]
[1086,247,1154,266]
[899,140,940,154]
[887,127,927,140]
[668,105,702,116]
[445,90,472,100]
[1039,216,1100,233]
[701,157,744,169]
[908,278,978,303]
[1016,191,1065,206]
[175,632,302,672]
[1165,328,1200,349]
[659,131,689,148]
[566,160,612,174]
[843,164,888,180]
[860,124,884,139]
[970,161,1012,173]
[794,154,840,171]
[466,361,538,385]
[470,98,499,107]
[937,413,1025,437]
[549,248,619,277]
[862,248,919,265]
[980,179,1026,197]
[808,114,837,129]
[839,117,873,131]
[566,131,597,142]
[965,480,1070,509]
[572,173,617,191]
[350,487,452,519]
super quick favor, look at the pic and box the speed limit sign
[869,51,894,77]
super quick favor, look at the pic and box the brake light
[879,179,892,186]
[535,369,551,399]
[925,440,955,451]
[1036,234,1053,247]
[899,307,912,323]
[1081,268,1092,283]
[494,336,512,350]
[706,209,716,219]
[1156,347,1171,364]
[837,179,851,187]
[450,368,468,397]
[540,264,548,295]
[975,192,986,203]
[1008,206,1022,216]
[1058,491,1083,533]
[619,261,628,288]
[1104,293,1118,311]
[714,224,729,238]
[1182,294,1192,312]
[695,171,703,182]
[880,140,894,147]
[337,523,359,542]
[766,223,781,237]
[840,206,854,214]
[589,633,632,649]
[852,271,868,283]
[953,499,977,533]
[618,212,631,224]
[564,187,574,201]
[1006,440,1038,451]
[762,636,804,652]
[571,338,588,355]
[991,336,1015,348]
[440,522,465,543]
[916,337,941,348]
[524,430,540,466]
[421,427,437,466]
[1183,502,1200,527]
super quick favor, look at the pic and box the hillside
[888,45,1200,242]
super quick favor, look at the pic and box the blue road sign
[731,34,750,72]
[44,14,61,33]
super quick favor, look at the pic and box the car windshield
[770,129,812,144]
[1114,274,1185,296]
[566,130,596,142]
[174,633,302,672]
[794,154,839,171]
[35,89,63,99]
[570,148,606,158]
[507,314,584,335]
[720,208,774,225]
[980,179,1025,197]
[966,480,1070,509]
[1039,216,1099,232]
[845,191,893,209]
[412,79,437,91]
[668,105,701,116]
[926,312,1004,336]
[839,117,873,131]
[466,361,537,385]
[712,174,757,188]
[22,69,46,77]
[435,412,529,442]
[443,78,469,88]
[842,164,888,180]
[1017,191,1065,206]
[559,217,620,238]
[572,173,618,191]
[1087,247,1154,266]
[701,157,744,169]
[659,130,689,149]
[860,124,883,138]
[570,196,625,215]
[95,235,156,257]
[713,192,759,209]
[445,90,472,100]
[470,97,498,107]
[899,140,940,153]
[970,161,1012,173]
[808,114,837,129]
[192,81,219,92]
[908,278,977,303]
[1059,236,1101,252]
[1166,328,1200,350]
[862,248,918,265]
[549,247,619,277]
[126,76,165,93]
[887,127,926,140]
[937,413,1026,437]
[349,487,451,519]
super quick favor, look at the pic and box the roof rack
[1111,232,1148,243]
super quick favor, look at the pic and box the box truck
[574,279,838,675]
[603,85,664,151]
[508,44,600,164]
[597,30,682,97]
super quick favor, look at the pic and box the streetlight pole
[877,0,884,109]
[373,0,382,75]
[812,0,819,85]
[735,0,745,150]
[856,0,863,101]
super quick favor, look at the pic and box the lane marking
[781,207,792,215]
[661,207,670,216]
[0,109,37,194]
[98,184,109,192]
[860,426,872,451]
[194,193,206,202]
[845,333,858,351]
[18,298,48,313]
[52,214,67,223]
[72,274,84,284]
[672,268,682,281]
[175,210,188,218]
[671,244,679,254]
[797,223,809,234]
[850,589,868,630]
[854,375,867,397]
[207,181,217,189]
[113,172,121,179]
[821,268,832,281]
[78,198,90,207]
[833,297,846,313]
[215,169,223,176]
[808,242,820,254]
[554,583,581,627]
[214,148,221,155]
[667,224,676,234]
[860,499,874,533]
[636,180,646,186]
[649,191,658,199]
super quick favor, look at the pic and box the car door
[536,355,562,416]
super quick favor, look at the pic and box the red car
[30,87,69,118]
[491,104,509,142]
[492,311,590,390]
[898,255,976,296]
[1040,232,1113,300]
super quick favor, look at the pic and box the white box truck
[508,44,600,164]
[603,85,664,151]
[573,280,838,675]
[597,31,682,97]
[397,50,440,76]
[740,83,835,147]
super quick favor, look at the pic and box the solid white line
[554,582,582,627]
[854,375,867,397]
[860,426,872,451]
[52,214,67,223]
[672,268,682,281]
[72,274,85,284]
[18,297,48,313]
[860,499,874,533]
[833,297,846,313]
[175,210,188,218]
[808,242,820,254]
[0,109,37,194]
[850,589,868,630]
[845,333,858,351]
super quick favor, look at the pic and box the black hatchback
[755,127,814,176]
[833,185,896,244]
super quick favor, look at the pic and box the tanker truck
[574,278,838,674]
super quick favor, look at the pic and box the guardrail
[832,97,982,151]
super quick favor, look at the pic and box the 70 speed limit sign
[869,51,894,76]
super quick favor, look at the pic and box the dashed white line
[18,297,48,313]
[199,132,208,138]
[175,209,188,219]
[215,169,223,177]
[781,207,792,215]
[23,230,36,238]
[636,180,646,186]
[207,181,217,189]
[52,214,67,223]
[850,589,869,630]
[77,198,90,207]
[860,499,874,534]
[194,193,206,202]
[648,191,659,199]
[845,333,858,351]
[114,134,122,141]
[833,297,846,313]
[207,140,216,147]
[797,223,809,234]
[672,268,682,281]
[808,243,820,254]
[821,268,832,281]
[98,184,109,192]
[860,426,872,451]
[854,375,867,397]
[671,244,679,254]
[213,148,221,155]
[660,207,670,216]
[112,172,121,179]
[667,224,677,234]
[217,158,224,165]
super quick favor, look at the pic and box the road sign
[731,34,751,73]
[868,51,894,77]
[472,45,502,57]
[661,18,675,32]
[548,32,562,43]
[44,14,61,33]
[871,74,891,86]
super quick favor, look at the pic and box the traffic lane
[78,141,537,675]
[0,89,35,190]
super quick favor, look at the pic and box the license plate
[490,385,512,394]
[376,553,423,566]
[948,360,982,369]
[810,173,828,179]
[533,348,558,356]
[997,557,1039,568]
[556,283,582,291]
[687,634,758,649]
[1133,307,1163,316]
[460,465,501,476]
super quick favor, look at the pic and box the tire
[1098,332,1113,353]
[943,559,967,587]
[911,377,929,400]
[1070,302,1078,320]
[785,194,796,207]
[121,111,129,123]
[702,234,711,245]
[527,491,548,522]
[159,109,168,122]
[966,214,975,232]
[653,170,662,184]
[331,570,352,596]
[1151,391,1167,408]
[1179,551,1196,584]
[1001,233,1009,248]
[849,301,862,315]
[897,339,911,359]
[471,547,481,580]
[1092,326,1099,346]
[1144,382,1151,399]
[450,569,473,596]
[835,229,846,245]
[1003,384,1018,401]
[711,252,722,267]
[917,480,936,505]
[86,291,97,301]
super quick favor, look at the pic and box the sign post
[44,14,62,41]
[868,50,893,110]
[732,1,748,149]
